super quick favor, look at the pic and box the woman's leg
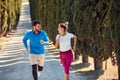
[64,59,72,80]
[65,74,69,80]
[64,51,73,80]
[60,50,73,80]
[60,53,66,71]
[64,60,71,80]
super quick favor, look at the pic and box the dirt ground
[73,55,118,80]
[0,0,118,80]
[0,37,9,49]
[22,0,28,3]
[0,36,118,80]
[48,44,118,80]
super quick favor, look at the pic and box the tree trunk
[82,54,88,63]
[117,45,120,80]
[118,65,120,80]
[94,58,103,70]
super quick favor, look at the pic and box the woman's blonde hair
[58,21,69,32]
[64,22,69,30]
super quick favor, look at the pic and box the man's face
[33,24,41,32]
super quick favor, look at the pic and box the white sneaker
[37,71,41,78]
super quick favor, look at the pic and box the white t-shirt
[56,33,74,52]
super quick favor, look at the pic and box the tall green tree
[29,0,115,71]
[0,0,21,37]
[72,0,113,70]
[29,0,60,41]
[109,0,120,79]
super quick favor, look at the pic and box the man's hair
[32,20,42,26]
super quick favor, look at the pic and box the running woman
[55,22,77,80]
[23,20,49,80]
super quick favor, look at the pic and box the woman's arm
[55,35,61,48]
[73,35,77,52]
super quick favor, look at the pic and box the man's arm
[41,32,49,45]
[23,32,29,51]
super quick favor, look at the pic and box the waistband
[60,49,72,53]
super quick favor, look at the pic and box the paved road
[0,2,80,80]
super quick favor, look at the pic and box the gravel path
[0,2,118,80]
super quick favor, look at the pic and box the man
[23,20,49,80]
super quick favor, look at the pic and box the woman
[55,22,77,80]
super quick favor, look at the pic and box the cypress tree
[29,0,60,41]
[0,1,2,36]
[1,0,8,36]
[72,0,113,70]
[29,0,114,71]
[109,0,120,79]
[0,0,21,36]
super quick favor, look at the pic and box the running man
[23,20,49,80]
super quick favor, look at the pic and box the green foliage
[29,0,120,70]
[109,0,120,65]
[109,0,120,79]
[0,0,21,36]
[73,0,113,61]
[29,0,60,41]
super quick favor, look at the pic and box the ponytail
[64,22,69,30]
[59,21,69,32]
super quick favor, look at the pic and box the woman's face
[58,26,64,34]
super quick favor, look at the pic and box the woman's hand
[73,46,76,52]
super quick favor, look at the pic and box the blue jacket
[23,30,49,54]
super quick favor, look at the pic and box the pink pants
[60,50,73,74]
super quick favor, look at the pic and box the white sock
[37,71,41,78]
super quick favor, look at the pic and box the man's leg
[29,54,38,80]
[37,54,45,77]
[37,65,43,77]
[32,64,38,80]
[38,65,43,71]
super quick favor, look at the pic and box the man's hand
[26,48,29,52]
[40,40,45,45]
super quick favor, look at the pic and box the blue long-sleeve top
[23,30,49,54]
